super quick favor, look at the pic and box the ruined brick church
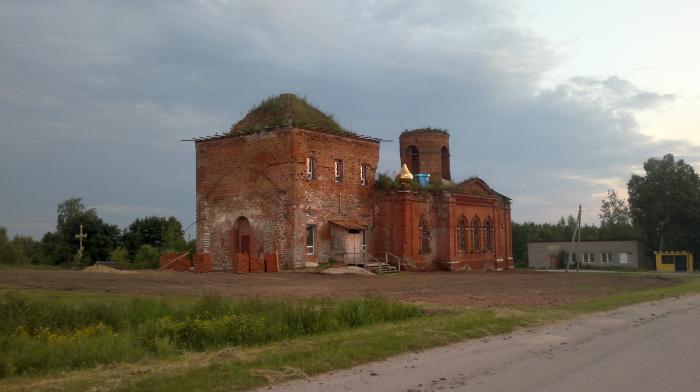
[193,94,513,272]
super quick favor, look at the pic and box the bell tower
[399,128,451,182]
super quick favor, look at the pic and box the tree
[122,216,186,254]
[0,226,41,265]
[599,189,631,226]
[628,154,700,251]
[41,198,119,264]
[598,189,641,241]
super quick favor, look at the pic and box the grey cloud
[0,0,697,237]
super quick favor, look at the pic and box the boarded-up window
[458,219,466,252]
[472,219,481,251]
[485,220,494,251]
[420,218,431,254]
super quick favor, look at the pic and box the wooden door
[240,235,251,255]
[344,233,362,263]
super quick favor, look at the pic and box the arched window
[420,217,431,254]
[458,219,466,253]
[441,146,451,181]
[485,220,494,251]
[306,156,317,180]
[406,145,420,174]
[472,218,481,251]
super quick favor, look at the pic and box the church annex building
[192,94,513,272]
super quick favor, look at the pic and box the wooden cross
[75,224,87,258]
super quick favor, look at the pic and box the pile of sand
[320,266,375,276]
[82,265,136,274]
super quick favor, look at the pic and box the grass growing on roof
[230,93,352,135]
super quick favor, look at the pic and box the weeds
[0,293,421,378]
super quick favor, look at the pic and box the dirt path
[264,293,700,392]
[0,269,680,306]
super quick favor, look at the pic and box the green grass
[232,94,351,135]
[0,292,420,379]
[3,276,700,391]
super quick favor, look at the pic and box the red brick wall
[372,190,513,271]
[193,253,212,273]
[196,129,296,269]
[289,129,379,265]
[196,127,379,269]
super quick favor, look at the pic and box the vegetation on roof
[400,127,450,136]
[375,172,456,193]
[230,93,353,136]
[376,173,510,203]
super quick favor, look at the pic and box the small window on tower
[334,160,344,182]
[306,157,317,180]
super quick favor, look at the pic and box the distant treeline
[512,217,642,264]
[513,154,700,265]
[0,198,194,268]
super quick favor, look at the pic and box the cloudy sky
[2,0,699,239]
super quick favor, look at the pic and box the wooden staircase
[364,262,399,274]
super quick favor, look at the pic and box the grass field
[2,274,700,391]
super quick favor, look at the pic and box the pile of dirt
[320,266,375,276]
[82,265,135,274]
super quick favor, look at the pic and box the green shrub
[375,172,401,191]
[109,246,129,264]
[131,244,160,269]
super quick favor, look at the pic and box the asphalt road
[264,293,700,392]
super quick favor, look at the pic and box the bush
[109,246,129,264]
[375,172,401,191]
[131,244,160,269]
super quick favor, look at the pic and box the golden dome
[399,163,413,184]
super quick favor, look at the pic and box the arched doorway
[230,217,252,271]
[441,146,451,181]
[406,145,420,174]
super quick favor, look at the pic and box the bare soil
[0,269,681,306]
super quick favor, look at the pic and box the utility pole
[567,205,582,272]
[576,205,582,272]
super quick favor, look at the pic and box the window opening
[306,224,316,255]
[334,159,343,182]
[306,157,316,180]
